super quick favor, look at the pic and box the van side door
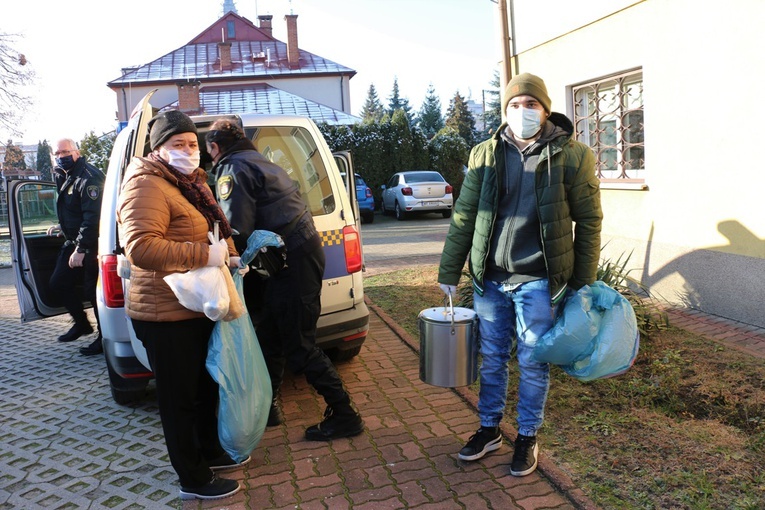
[7,179,68,321]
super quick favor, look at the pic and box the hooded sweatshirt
[486,120,567,284]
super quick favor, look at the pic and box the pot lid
[419,306,476,323]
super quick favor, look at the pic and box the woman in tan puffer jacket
[116,110,244,501]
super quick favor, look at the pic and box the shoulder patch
[217,175,234,200]
[86,185,100,200]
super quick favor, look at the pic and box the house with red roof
[107,8,360,128]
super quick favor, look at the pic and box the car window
[249,126,335,216]
[387,176,398,188]
[405,171,445,183]
[356,175,367,187]
[13,183,58,235]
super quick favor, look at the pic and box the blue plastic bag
[205,230,283,462]
[533,281,640,382]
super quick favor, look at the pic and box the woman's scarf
[151,153,233,239]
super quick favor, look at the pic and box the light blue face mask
[507,106,543,139]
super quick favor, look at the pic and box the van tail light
[445,185,453,194]
[401,187,413,196]
[365,187,372,198]
[343,226,363,274]
[100,254,124,307]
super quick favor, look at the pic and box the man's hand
[439,283,457,297]
[69,251,85,268]
[47,224,62,237]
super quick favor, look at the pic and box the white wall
[511,0,765,326]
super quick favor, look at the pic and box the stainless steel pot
[418,294,478,388]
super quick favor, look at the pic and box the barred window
[573,70,645,186]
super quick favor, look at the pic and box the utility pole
[497,0,513,120]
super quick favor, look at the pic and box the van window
[14,183,58,235]
[248,126,335,216]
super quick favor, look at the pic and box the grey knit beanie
[148,110,198,150]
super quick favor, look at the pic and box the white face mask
[507,106,543,139]
[165,149,200,175]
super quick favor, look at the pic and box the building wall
[512,0,765,326]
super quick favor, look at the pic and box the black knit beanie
[502,73,552,114]
[148,110,198,150]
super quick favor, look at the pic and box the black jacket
[213,139,317,254]
[53,157,104,254]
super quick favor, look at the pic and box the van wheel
[327,345,363,362]
[442,209,452,218]
[381,201,388,216]
[395,202,407,221]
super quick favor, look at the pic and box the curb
[364,295,601,510]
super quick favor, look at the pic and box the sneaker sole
[179,483,241,500]
[510,443,539,476]
[458,435,502,461]
[210,455,252,472]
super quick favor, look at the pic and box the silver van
[8,90,369,404]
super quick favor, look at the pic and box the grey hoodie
[485,120,567,285]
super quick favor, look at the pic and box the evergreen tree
[2,140,26,178]
[80,131,115,173]
[360,84,385,123]
[445,91,477,149]
[483,70,502,135]
[36,140,52,181]
[387,77,414,127]
[417,84,444,139]
[430,127,469,200]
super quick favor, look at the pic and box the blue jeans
[473,278,557,437]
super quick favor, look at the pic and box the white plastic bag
[164,265,230,321]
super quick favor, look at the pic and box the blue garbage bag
[206,230,283,462]
[533,281,640,382]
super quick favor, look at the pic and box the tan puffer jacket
[117,157,237,322]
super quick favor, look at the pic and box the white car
[8,90,369,404]
[380,171,453,220]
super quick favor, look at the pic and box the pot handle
[443,292,455,334]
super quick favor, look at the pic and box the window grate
[573,70,644,183]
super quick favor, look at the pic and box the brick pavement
[184,301,588,509]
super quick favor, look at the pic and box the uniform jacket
[213,139,316,255]
[53,157,104,254]
[117,157,237,322]
[438,113,603,304]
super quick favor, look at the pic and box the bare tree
[0,33,35,137]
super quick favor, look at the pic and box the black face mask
[56,155,75,171]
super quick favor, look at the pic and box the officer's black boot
[58,321,93,343]
[304,398,364,441]
[267,394,284,427]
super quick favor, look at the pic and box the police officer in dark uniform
[205,119,364,441]
[48,138,105,356]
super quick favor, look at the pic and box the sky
[2,0,504,145]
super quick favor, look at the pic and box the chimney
[218,41,232,71]
[258,14,273,37]
[177,81,201,114]
[285,14,299,69]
